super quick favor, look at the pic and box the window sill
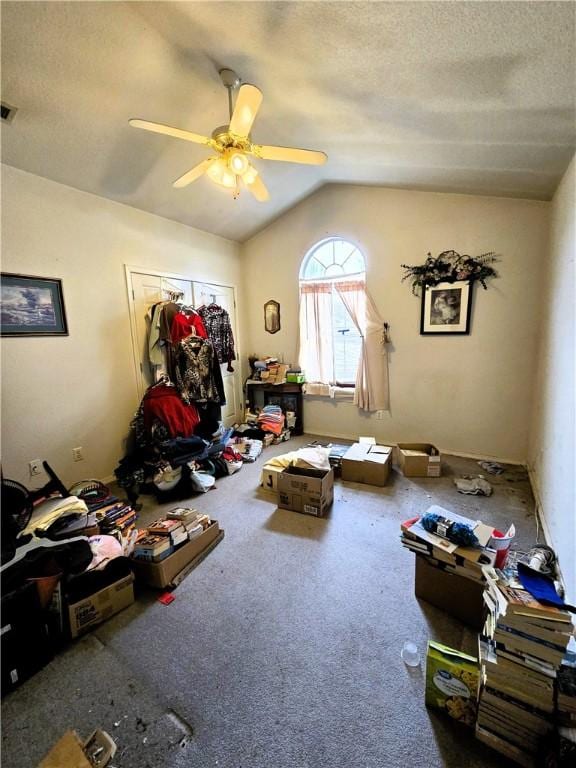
[303,383,355,400]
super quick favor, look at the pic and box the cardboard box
[425,640,479,726]
[260,464,283,492]
[341,443,393,486]
[415,554,485,629]
[131,521,221,588]
[277,466,334,517]
[68,574,135,639]
[397,443,441,477]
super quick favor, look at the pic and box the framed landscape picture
[420,281,472,335]
[1,273,68,336]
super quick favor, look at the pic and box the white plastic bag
[189,470,215,493]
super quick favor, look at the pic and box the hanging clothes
[198,304,236,372]
[171,310,208,345]
[147,303,166,367]
[175,336,225,405]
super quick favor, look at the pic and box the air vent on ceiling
[1,103,18,123]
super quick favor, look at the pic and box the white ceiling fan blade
[228,84,263,138]
[173,158,216,189]
[244,170,269,202]
[254,144,327,165]
[129,119,211,146]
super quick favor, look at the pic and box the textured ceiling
[2,1,575,242]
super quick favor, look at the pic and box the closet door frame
[124,265,241,409]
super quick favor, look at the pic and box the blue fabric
[517,562,575,611]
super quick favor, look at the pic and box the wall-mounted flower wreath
[401,250,499,295]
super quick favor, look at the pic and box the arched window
[300,238,366,282]
[299,238,366,386]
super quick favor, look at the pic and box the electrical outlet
[72,446,84,462]
[28,459,42,477]
[376,410,384,420]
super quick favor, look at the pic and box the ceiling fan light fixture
[242,165,258,184]
[228,150,249,176]
[206,158,237,189]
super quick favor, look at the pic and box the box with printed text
[277,466,334,517]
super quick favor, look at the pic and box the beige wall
[1,165,241,487]
[241,184,549,463]
[528,155,576,602]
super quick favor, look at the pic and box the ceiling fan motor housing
[211,125,251,150]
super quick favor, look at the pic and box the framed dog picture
[420,281,472,335]
[1,273,68,336]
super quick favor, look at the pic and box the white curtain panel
[298,282,334,384]
[336,280,389,412]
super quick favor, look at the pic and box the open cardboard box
[397,443,441,477]
[341,443,393,486]
[260,464,283,493]
[278,466,334,517]
[68,573,135,639]
[131,520,221,589]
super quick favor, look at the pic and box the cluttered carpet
[1,434,537,768]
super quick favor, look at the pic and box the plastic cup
[401,641,420,667]
[491,529,514,569]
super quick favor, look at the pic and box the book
[148,518,184,536]
[170,526,188,547]
[132,533,171,557]
[475,724,535,768]
[494,630,565,666]
[498,584,572,623]
[497,615,573,645]
[495,647,557,678]
[167,507,202,524]
[476,710,540,751]
[481,687,553,732]
[482,674,553,713]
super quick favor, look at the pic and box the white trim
[124,265,238,291]
[527,466,568,599]
[439,449,524,466]
[124,265,144,403]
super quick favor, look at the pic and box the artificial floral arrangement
[401,250,499,295]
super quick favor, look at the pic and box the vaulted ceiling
[2,1,575,241]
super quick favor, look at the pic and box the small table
[246,381,304,435]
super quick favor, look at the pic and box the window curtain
[335,280,389,412]
[298,282,334,384]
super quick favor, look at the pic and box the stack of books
[557,661,576,728]
[83,491,138,543]
[166,508,211,540]
[477,572,575,766]
[132,509,212,564]
[148,517,188,547]
[132,532,173,562]
[400,506,496,583]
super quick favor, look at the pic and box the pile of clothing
[257,405,285,436]
[227,436,263,463]
[20,495,95,540]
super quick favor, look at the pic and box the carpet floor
[2,434,538,768]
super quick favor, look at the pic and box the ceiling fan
[129,68,327,202]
